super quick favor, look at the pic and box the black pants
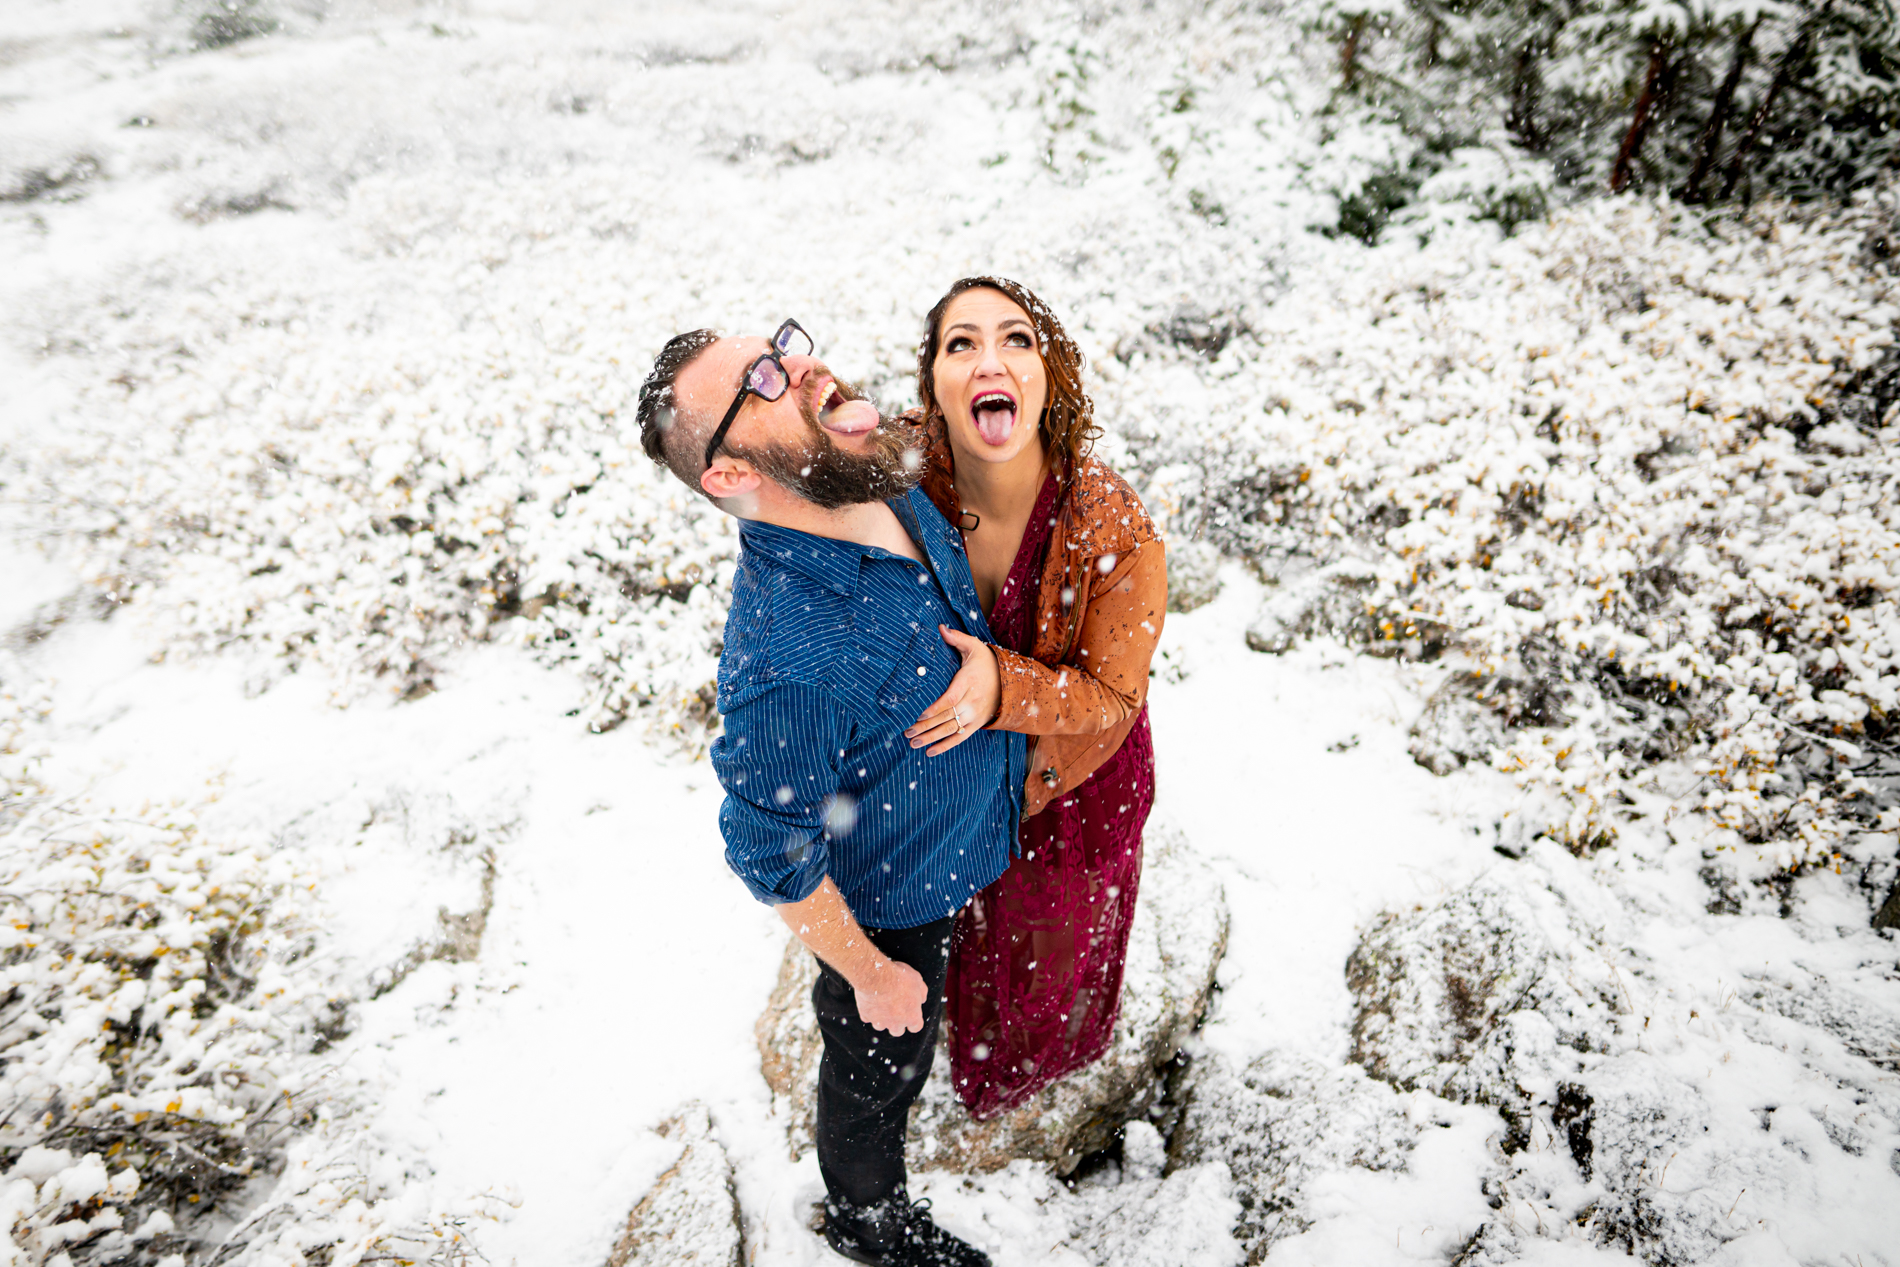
[813,914,955,1208]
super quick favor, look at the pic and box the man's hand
[906,626,1001,756]
[778,877,928,1035]
[853,958,929,1035]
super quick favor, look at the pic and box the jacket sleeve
[988,538,1167,736]
[709,680,849,906]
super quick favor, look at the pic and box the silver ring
[955,707,964,733]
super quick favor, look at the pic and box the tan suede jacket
[910,415,1168,817]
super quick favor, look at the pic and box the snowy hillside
[1,1,1897,1265]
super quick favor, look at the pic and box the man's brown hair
[915,276,1100,477]
[636,328,719,489]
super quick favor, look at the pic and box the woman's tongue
[974,400,1016,446]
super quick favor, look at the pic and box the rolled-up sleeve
[710,680,850,906]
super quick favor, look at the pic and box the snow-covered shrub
[8,252,734,747]
[0,658,493,1263]
[1119,190,1900,866]
[0,658,50,833]
[0,719,309,1255]
[0,0,1326,755]
[5,0,1894,867]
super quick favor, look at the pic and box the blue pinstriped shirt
[709,487,1025,930]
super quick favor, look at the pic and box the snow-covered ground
[2,2,1897,1265]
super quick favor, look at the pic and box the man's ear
[701,455,761,501]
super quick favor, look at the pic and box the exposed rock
[1165,539,1223,613]
[1847,826,1900,927]
[604,1102,742,1267]
[756,818,1229,1174]
[753,933,824,1157]
[0,153,101,204]
[1244,559,1382,654]
[1571,1061,1731,1265]
[1875,879,1900,930]
[1697,854,1745,915]
[754,942,822,1155]
[1411,635,1611,776]
[1167,1049,1414,1262]
[911,820,1229,1174]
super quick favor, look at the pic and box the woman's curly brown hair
[916,276,1100,478]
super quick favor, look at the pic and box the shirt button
[916,666,927,676]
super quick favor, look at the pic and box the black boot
[822,1189,989,1266]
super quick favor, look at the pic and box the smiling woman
[902,276,1169,1120]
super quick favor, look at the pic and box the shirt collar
[737,519,865,597]
[887,486,954,557]
[735,487,943,597]
[737,489,996,638]
[736,488,966,599]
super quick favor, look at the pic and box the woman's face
[931,288,1049,468]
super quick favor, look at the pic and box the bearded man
[635,322,1020,1267]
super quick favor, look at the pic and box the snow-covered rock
[604,1103,742,1267]
[1407,672,1509,776]
[932,1148,1245,1267]
[756,818,1229,1175]
[1060,1130,1245,1267]
[1167,1050,1416,1262]
[1342,860,1900,1264]
[1345,876,1605,1105]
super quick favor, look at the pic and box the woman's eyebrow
[946,318,1033,334]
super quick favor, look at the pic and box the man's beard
[728,380,923,510]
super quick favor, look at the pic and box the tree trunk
[1507,36,1546,151]
[1341,13,1369,88]
[1610,39,1676,194]
[1720,15,1821,200]
[1682,17,1761,202]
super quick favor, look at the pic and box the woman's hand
[905,626,1002,756]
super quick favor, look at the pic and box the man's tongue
[974,402,1016,446]
[819,398,879,437]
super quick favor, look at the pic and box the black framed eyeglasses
[702,319,815,470]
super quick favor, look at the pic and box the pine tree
[1307,0,1900,231]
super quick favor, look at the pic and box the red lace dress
[945,472,1157,1119]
